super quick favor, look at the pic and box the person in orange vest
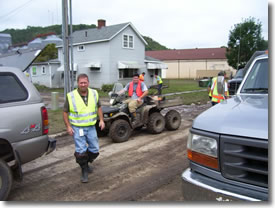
[211,71,229,106]
[118,73,148,123]
[139,72,145,82]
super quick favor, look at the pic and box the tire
[165,110,181,130]
[147,112,165,134]
[109,119,132,143]
[0,159,13,200]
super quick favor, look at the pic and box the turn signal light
[41,106,49,135]
[187,149,218,170]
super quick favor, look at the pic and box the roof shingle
[145,48,227,60]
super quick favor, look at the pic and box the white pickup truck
[182,52,268,201]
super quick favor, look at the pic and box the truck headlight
[187,133,218,170]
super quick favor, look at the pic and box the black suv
[228,68,244,95]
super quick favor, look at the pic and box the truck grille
[220,135,268,188]
[229,82,241,95]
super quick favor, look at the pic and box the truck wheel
[147,112,165,134]
[165,110,181,130]
[110,119,132,143]
[0,159,12,200]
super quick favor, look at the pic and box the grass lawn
[47,109,66,135]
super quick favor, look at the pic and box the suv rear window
[0,73,28,104]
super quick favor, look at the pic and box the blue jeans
[72,125,99,154]
[158,83,162,95]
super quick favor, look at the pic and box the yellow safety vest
[211,77,228,103]
[157,76,163,84]
[67,88,98,127]
[209,77,216,97]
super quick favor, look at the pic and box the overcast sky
[0,0,269,49]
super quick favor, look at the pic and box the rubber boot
[132,112,140,127]
[87,165,93,173]
[81,164,89,183]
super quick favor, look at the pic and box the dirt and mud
[7,103,211,201]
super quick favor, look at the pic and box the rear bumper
[46,137,56,155]
[181,168,267,201]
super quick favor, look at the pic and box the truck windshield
[241,58,268,94]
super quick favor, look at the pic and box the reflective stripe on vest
[128,81,143,97]
[67,88,98,126]
[209,77,216,97]
[211,77,225,103]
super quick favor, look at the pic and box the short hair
[77,73,89,82]
[142,72,145,75]
[218,71,226,76]
[133,73,139,78]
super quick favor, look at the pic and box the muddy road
[8,104,210,201]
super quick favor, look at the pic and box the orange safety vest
[128,81,143,97]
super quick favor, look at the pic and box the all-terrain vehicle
[96,83,183,143]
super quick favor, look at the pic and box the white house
[29,59,61,88]
[56,19,167,88]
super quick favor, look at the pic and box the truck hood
[193,94,268,140]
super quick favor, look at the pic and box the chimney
[98,19,106,29]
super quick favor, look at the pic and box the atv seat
[101,106,120,114]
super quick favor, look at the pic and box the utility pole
[69,0,74,91]
[62,0,71,98]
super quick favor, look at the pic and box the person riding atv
[96,81,183,143]
[117,73,148,126]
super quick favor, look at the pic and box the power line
[0,0,38,22]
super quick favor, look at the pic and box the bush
[101,84,114,92]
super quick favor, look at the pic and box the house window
[32,66,37,76]
[119,69,137,79]
[41,66,46,75]
[122,34,134,49]
[78,45,85,52]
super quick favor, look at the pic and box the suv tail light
[41,107,49,135]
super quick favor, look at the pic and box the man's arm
[63,111,74,136]
[97,107,105,130]
[137,82,149,102]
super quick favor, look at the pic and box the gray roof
[0,46,45,72]
[145,55,162,62]
[57,22,147,47]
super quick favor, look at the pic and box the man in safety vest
[139,72,145,82]
[155,74,163,95]
[118,73,148,124]
[63,73,105,183]
[211,71,229,106]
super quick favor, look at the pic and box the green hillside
[1,24,168,50]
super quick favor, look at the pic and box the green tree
[34,43,58,62]
[226,17,268,69]
[143,36,168,51]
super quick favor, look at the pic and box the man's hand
[99,120,105,130]
[137,97,142,103]
[67,125,74,136]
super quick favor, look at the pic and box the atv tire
[147,112,165,134]
[110,119,132,143]
[0,159,12,200]
[165,110,181,130]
